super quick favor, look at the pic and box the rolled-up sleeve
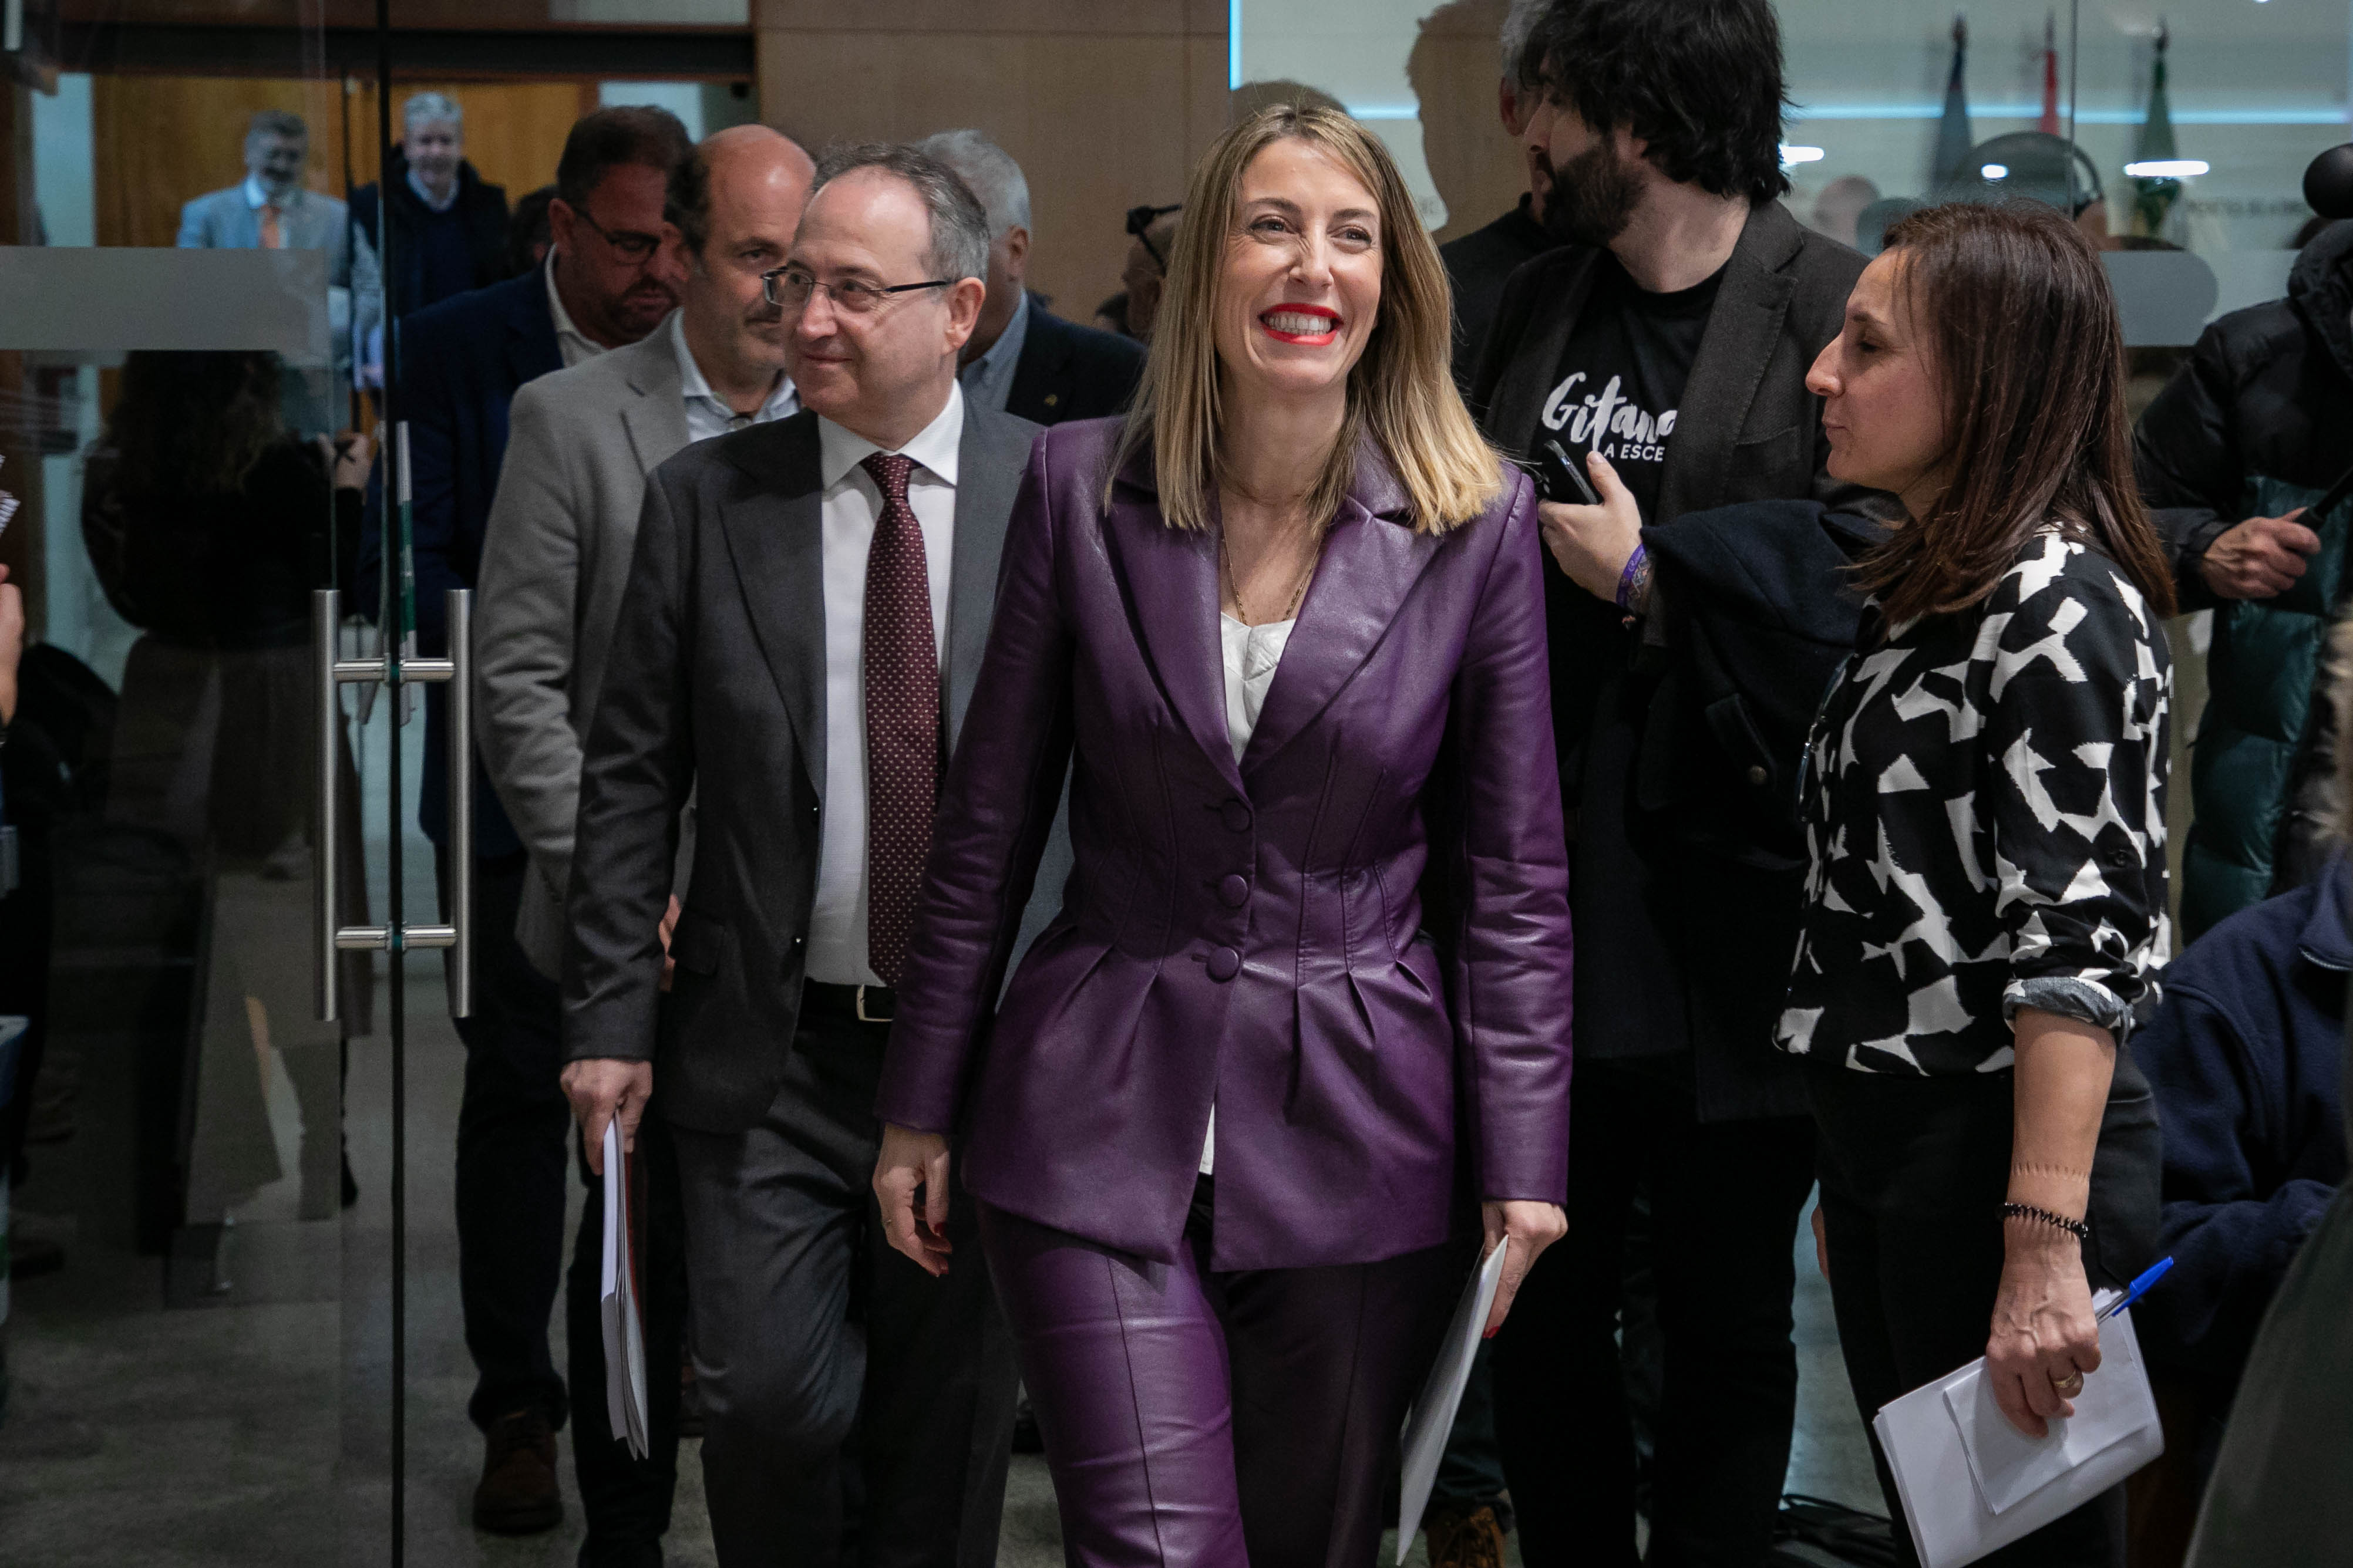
[1988,574,2172,1038]
[1445,473,1576,1203]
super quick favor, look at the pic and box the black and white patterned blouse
[1777,528,2172,1075]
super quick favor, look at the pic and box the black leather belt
[803,980,896,1025]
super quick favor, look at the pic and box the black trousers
[1493,1061,1817,1568]
[670,992,1020,1568]
[1806,1053,2162,1568]
[443,847,685,1557]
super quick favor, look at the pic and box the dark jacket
[352,149,512,320]
[2137,221,2353,937]
[876,419,1573,1271]
[1469,198,1869,1121]
[1439,195,1553,395]
[358,265,561,856]
[1640,500,1880,1057]
[1005,296,1146,426]
[2131,860,2350,1388]
[564,402,1049,1134]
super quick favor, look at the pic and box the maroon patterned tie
[859,451,941,987]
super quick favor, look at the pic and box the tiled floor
[0,704,1880,1566]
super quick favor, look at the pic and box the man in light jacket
[472,124,815,1567]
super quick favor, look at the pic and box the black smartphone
[1529,437,1602,507]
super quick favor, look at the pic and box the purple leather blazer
[876,416,1574,1271]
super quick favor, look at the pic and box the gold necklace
[1221,528,1317,626]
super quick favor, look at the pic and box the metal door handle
[314,586,474,1021]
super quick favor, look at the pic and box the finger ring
[2052,1370,2085,1396]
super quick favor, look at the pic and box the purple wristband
[1614,543,1650,611]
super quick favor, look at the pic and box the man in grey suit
[473,123,816,1566]
[563,143,1036,1567]
[179,109,378,392]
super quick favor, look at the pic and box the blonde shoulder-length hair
[1103,103,1502,536]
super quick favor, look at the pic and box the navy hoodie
[2132,858,2351,1387]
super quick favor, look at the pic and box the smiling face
[403,116,462,201]
[1806,248,1951,515]
[1212,137,1383,409]
[245,130,308,201]
[785,166,984,444]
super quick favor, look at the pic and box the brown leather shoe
[473,1408,562,1535]
[1425,1502,1507,1568]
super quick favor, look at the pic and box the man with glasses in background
[356,103,692,1542]
[563,141,1059,1568]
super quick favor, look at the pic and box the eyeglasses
[760,267,953,314]
[570,206,665,264]
[1125,203,1182,275]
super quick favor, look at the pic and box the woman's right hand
[1480,1199,1567,1338]
[874,1123,955,1277]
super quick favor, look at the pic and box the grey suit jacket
[564,399,1064,1134]
[475,324,695,977]
[177,184,361,284]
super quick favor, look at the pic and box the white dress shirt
[671,309,799,443]
[1200,610,1298,1174]
[806,382,965,986]
[546,252,605,370]
[956,289,1030,415]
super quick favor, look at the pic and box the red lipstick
[1258,303,1342,345]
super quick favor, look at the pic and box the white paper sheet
[599,1120,650,1459]
[1395,1243,1510,1563]
[1873,1306,2163,1568]
[1941,1313,2155,1515]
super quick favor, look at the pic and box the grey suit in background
[565,399,1060,1567]
[476,323,694,979]
[177,184,381,383]
[473,316,699,1554]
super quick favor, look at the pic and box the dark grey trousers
[671,997,1019,1568]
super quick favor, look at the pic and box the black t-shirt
[1529,254,1722,528]
[1525,254,1723,1070]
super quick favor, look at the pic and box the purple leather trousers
[978,1183,1459,1568]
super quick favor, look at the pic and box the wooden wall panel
[342,78,594,203]
[93,73,345,248]
[92,74,593,249]
[758,8,1225,322]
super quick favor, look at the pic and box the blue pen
[2098,1256,2174,1322]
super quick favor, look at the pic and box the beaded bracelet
[2002,1201,2090,1241]
[1615,543,1652,613]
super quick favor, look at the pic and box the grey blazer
[474,325,695,977]
[563,399,1065,1134]
[177,184,362,286]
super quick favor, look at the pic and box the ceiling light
[2124,159,2210,178]
[1779,144,1825,164]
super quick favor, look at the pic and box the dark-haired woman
[1782,202,2171,1564]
